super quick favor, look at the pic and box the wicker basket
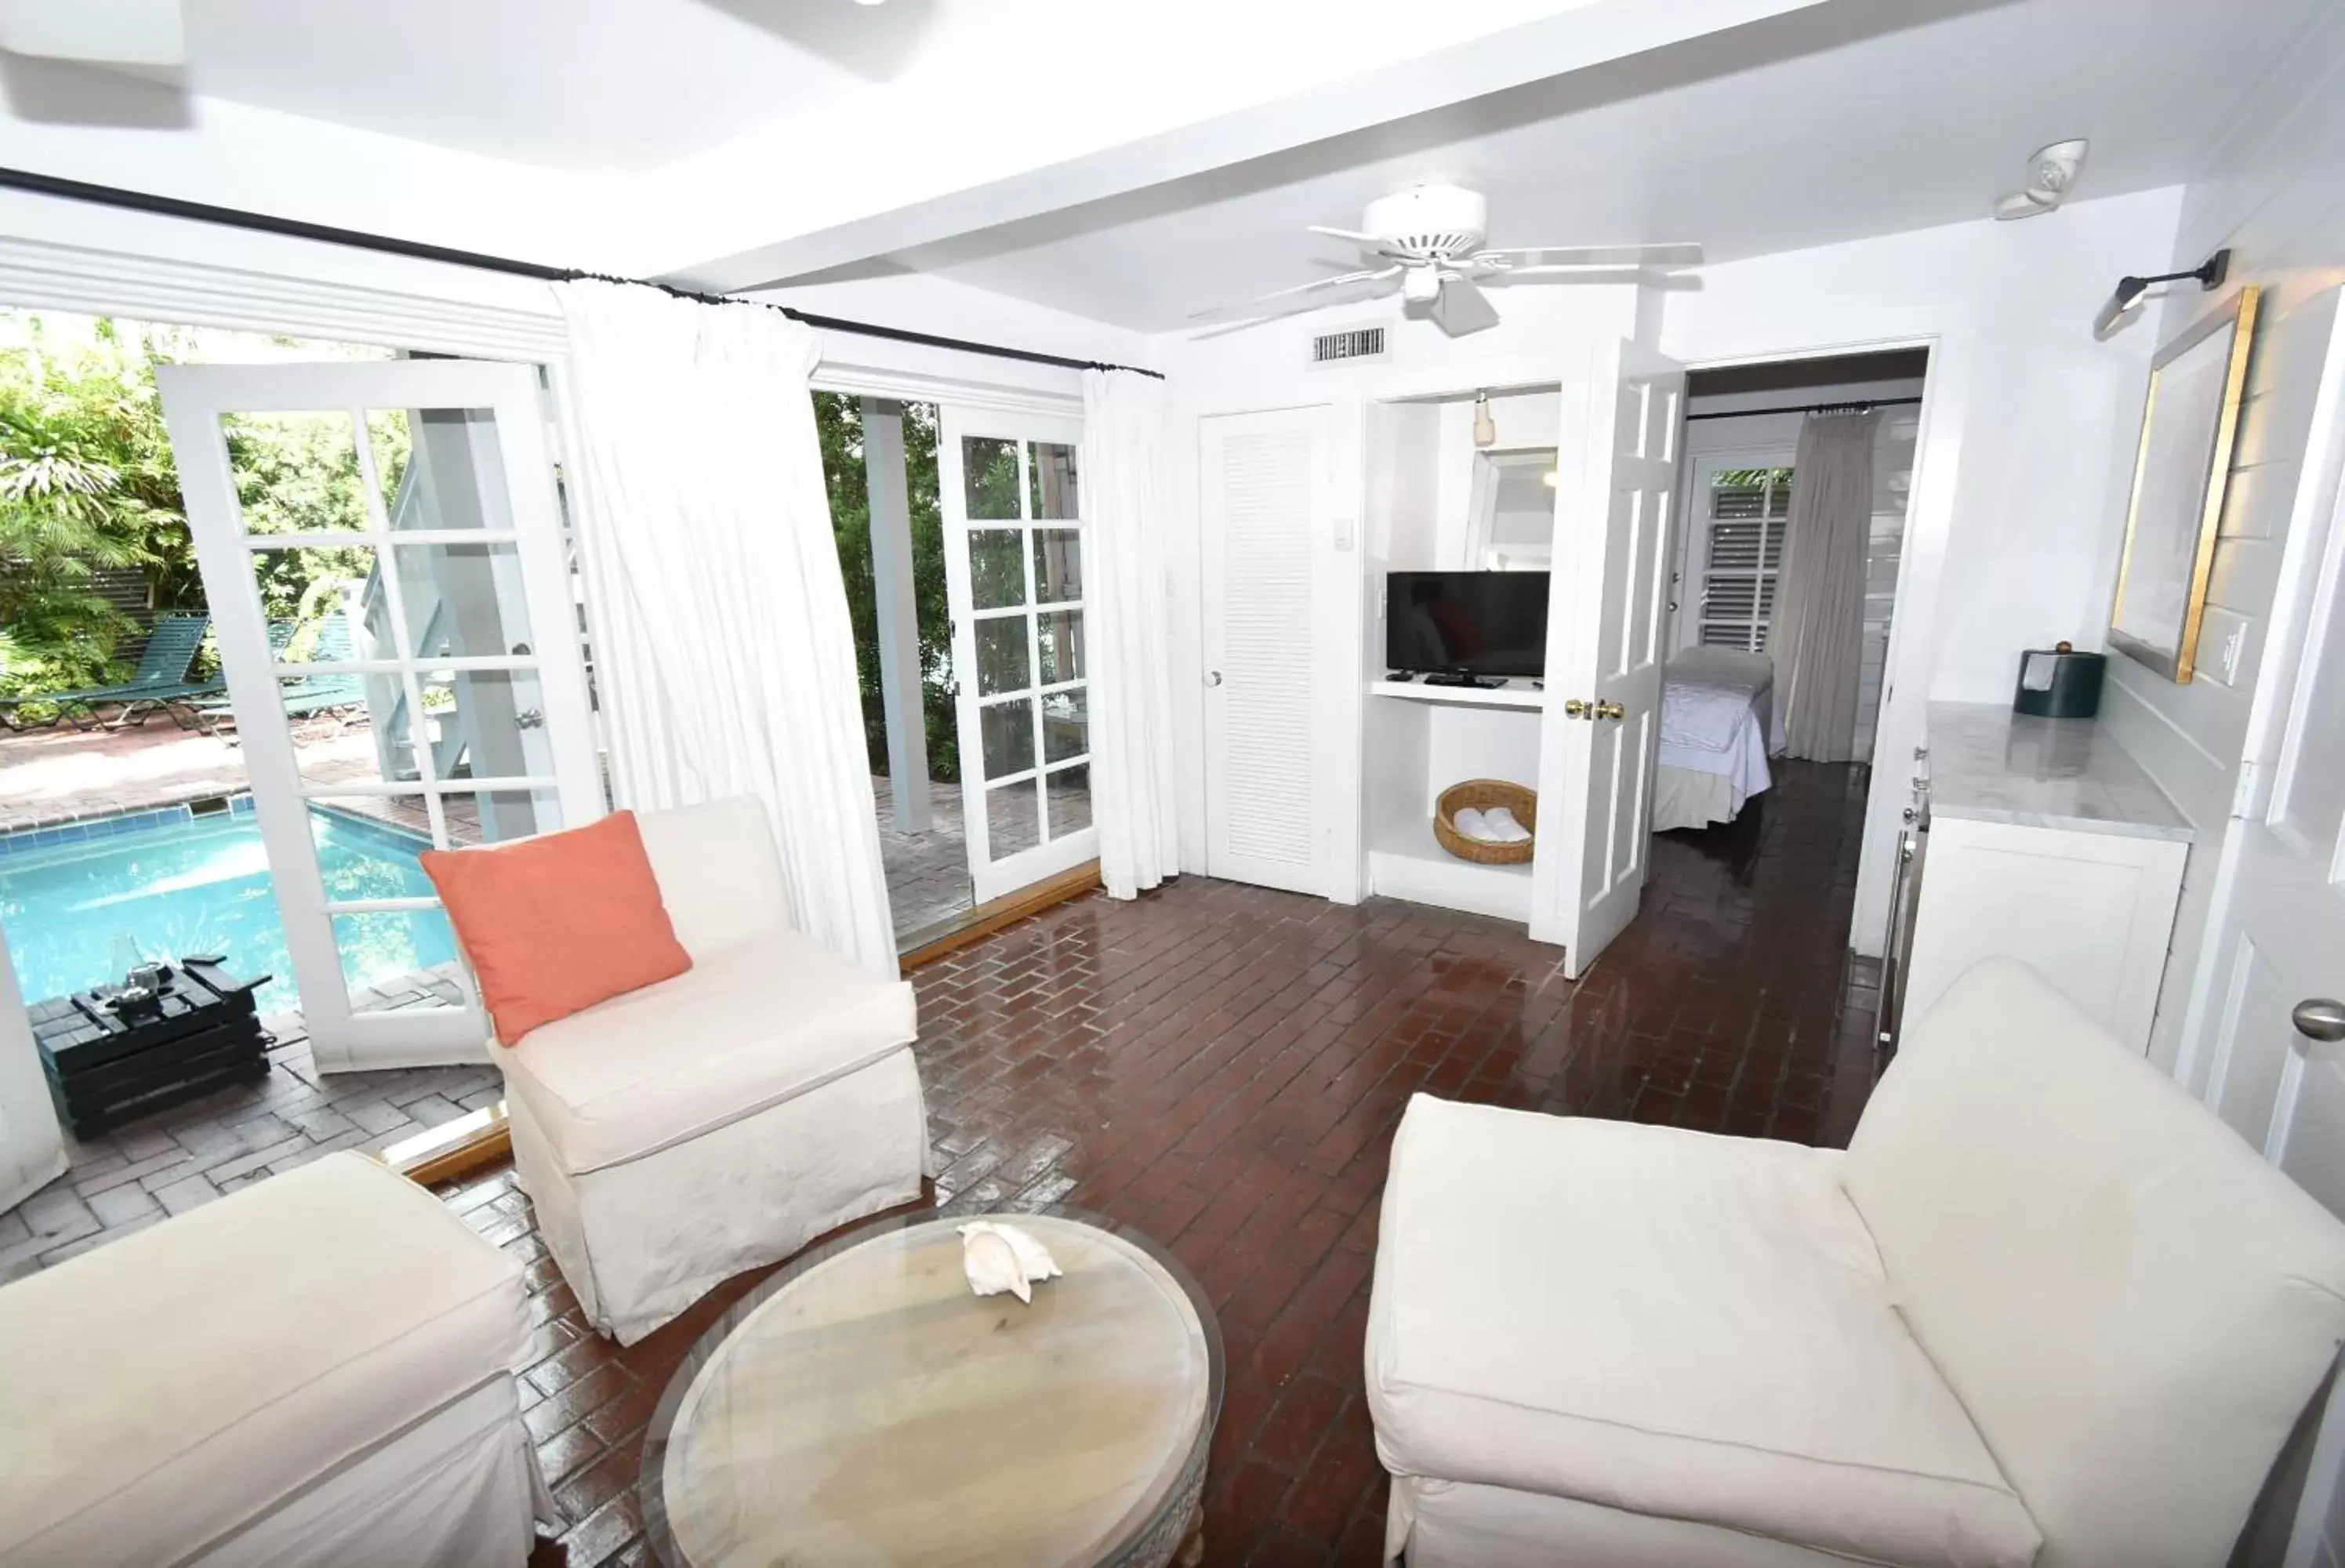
[1433,779,1538,866]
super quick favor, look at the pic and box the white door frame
[158,359,602,1069]
[936,404,1101,906]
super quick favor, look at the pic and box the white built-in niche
[1360,384,1562,924]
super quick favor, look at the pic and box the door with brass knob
[1537,339,1685,979]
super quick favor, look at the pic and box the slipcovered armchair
[492,796,929,1345]
[1367,958,2345,1567]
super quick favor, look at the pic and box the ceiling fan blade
[1186,265,1402,324]
[1428,277,1501,338]
[1309,225,1404,256]
[1488,266,1704,292]
[0,0,186,63]
[1472,243,1704,270]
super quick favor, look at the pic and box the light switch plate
[1332,516,1356,551]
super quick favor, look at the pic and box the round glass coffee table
[641,1208,1224,1568]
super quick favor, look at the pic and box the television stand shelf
[1368,678,1546,712]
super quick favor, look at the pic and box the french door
[157,360,601,1071]
[937,408,1099,906]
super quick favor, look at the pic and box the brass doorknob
[1594,699,1625,721]
[1563,698,1589,719]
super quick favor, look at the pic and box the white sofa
[1367,957,2345,1567]
[493,795,930,1345]
[0,1152,544,1568]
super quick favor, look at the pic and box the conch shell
[958,1221,1063,1303]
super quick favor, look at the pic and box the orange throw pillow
[422,810,692,1045]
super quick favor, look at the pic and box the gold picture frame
[2109,285,2260,683]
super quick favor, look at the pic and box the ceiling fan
[0,0,187,65]
[1190,183,1701,337]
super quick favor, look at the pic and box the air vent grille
[1310,326,1386,366]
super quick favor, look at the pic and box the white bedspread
[1656,649,1780,826]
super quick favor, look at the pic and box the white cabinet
[1904,815,2187,1051]
[1902,703,2194,1054]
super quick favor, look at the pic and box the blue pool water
[0,804,457,1013]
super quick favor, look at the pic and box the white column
[862,397,931,833]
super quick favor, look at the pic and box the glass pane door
[938,408,1098,906]
[157,361,599,1070]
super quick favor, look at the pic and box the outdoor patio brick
[85,1181,162,1228]
[151,1173,220,1215]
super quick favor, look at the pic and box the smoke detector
[1995,139,2089,220]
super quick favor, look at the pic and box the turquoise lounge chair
[0,614,220,731]
[196,619,367,738]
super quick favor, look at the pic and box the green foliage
[815,391,960,782]
[0,321,193,697]
[223,408,405,622]
[0,318,396,703]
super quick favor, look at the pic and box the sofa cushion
[497,930,918,1176]
[1846,957,2345,1568]
[0,1152,528,1568]
[425,808,693,1045]
[1367,1094,2041,1568]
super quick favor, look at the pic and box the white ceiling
[871,0,2321,332]
[132,0,971,172]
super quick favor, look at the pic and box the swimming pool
[0,801,457,1014]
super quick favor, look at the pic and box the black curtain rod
[0,165,1164,380]
[1686,394,1922,422]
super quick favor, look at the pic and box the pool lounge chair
[0,615,220,732]
[195,620,367,739]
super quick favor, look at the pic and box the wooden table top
[642,1210,1222,1567]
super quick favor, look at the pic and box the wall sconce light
[2095,249,2231,340]
[1472,390,1497,448]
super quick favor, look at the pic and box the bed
[1653,647,1784,832]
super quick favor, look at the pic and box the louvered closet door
[1201,408,1332,896]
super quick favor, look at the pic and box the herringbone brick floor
[488,760,1879,1566]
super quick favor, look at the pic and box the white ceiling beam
[652,0,1831,293]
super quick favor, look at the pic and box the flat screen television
[1385,571,1550,678]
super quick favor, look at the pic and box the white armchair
[494,796,929,1345]
[1367,957,2345,1566]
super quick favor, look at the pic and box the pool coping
[0,794,258,860]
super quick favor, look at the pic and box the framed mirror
[2109,285,2260,682]
[1465,447,1559,568]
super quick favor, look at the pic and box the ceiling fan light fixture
[1995,138,2089,221]
[1400,266,1443,305]
[1473,392,1497,449]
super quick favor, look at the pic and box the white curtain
[1080,368,1182,900]
[1772,409,1879,763]
[554,281,896,976]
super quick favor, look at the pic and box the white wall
[2111,8,2345,1079]
[1148,286,1647,901]
[1663,187,2184,953]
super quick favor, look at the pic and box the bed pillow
[421,810,692,1045]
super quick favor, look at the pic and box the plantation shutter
[1699,469,1792,652]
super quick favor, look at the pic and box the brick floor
[483,759,1877,1566]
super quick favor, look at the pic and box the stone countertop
[1924,702,2194,843]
